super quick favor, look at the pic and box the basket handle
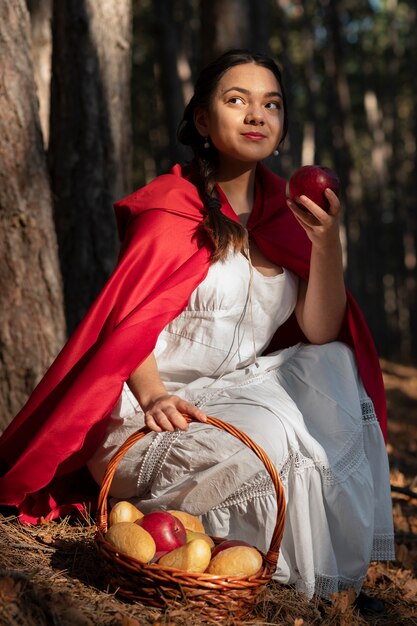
[96,415,286,574]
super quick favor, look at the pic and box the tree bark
[49,0,132,333]
[153,0,189,168]
[407,5,417,361]
[273,0,301,176]
[249,0,272,55]
[200,0,252,65]
[0,0,66,431]
[26,0,52,146]
[321,2,369,317]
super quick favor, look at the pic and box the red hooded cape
[0,164,387,524]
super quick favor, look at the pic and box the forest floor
[1,359,416,626]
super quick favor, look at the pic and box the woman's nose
[244,109,264,125]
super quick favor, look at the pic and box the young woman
[0,50,393,609]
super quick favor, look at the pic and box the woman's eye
[266,102,281,110]
[228,96,244,104]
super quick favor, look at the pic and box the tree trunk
[200,0,252,65]
[321,2,367,309]
[273,0,301,176]
[153,0,189,168]
[49,0,132,333]
[407,5,417,361]
[248,0,272,55]
[26,0,52,146]
[300,1,322,165]
[0,0,66,431]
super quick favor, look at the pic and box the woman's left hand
[286,188,342,251]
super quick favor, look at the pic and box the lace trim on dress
[136,430,182,492]
[210,473,275,510]
[320,429,366,486]
[371,533,396,561]
[309,572,366,600]
[135,398,384,507]
[207,429,370,510]
[279,431,366,489]
[295,547,394,599]
[279,449,314,487]
[193,368,286,409]
[276,400,378,490]
[361,398,378,425]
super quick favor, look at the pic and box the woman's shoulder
[116,164,198,209]
[114,164,203,239]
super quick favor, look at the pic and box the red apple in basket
[137,511,187,553]
[211,539,253,559]
[150,550,170,564]
[288,165,340,212]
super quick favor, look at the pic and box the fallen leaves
[0,575,21,604]
[329,587,356,613]
[396,543,416,570]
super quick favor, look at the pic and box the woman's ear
[194,107,210,137]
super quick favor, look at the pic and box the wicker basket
[95,415,286,621]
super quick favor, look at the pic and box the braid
[190,154,247,262]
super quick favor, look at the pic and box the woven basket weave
[95,415,286,621]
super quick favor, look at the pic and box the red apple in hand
[288,165,340,212]
[137,511,187,553]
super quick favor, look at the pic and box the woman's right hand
[143,394,208,432]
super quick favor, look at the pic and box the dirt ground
[1,359,416,626]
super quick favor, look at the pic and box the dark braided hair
[177,49,288,262]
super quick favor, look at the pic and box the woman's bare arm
[289,188,347,344]
[127,352,207,432]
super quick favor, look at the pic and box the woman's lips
[242,132,266,140]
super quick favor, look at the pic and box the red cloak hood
[0,163,387,524]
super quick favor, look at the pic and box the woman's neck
[216,163,257,225]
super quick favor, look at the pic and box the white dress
[88,249,395,599]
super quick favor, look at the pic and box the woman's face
[196,63,284,169]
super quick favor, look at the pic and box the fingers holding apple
[287,195,326,226]
[287,165,341,226]
[288,189,341,225]
[287,167,343,250]
[287,165,340,213]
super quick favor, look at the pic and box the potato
[105,521,156,563]
[158,538,212,573]
[206,545,263,577]
[109,501,144,526]
[168,510,205,533]
[185,530,215,549]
